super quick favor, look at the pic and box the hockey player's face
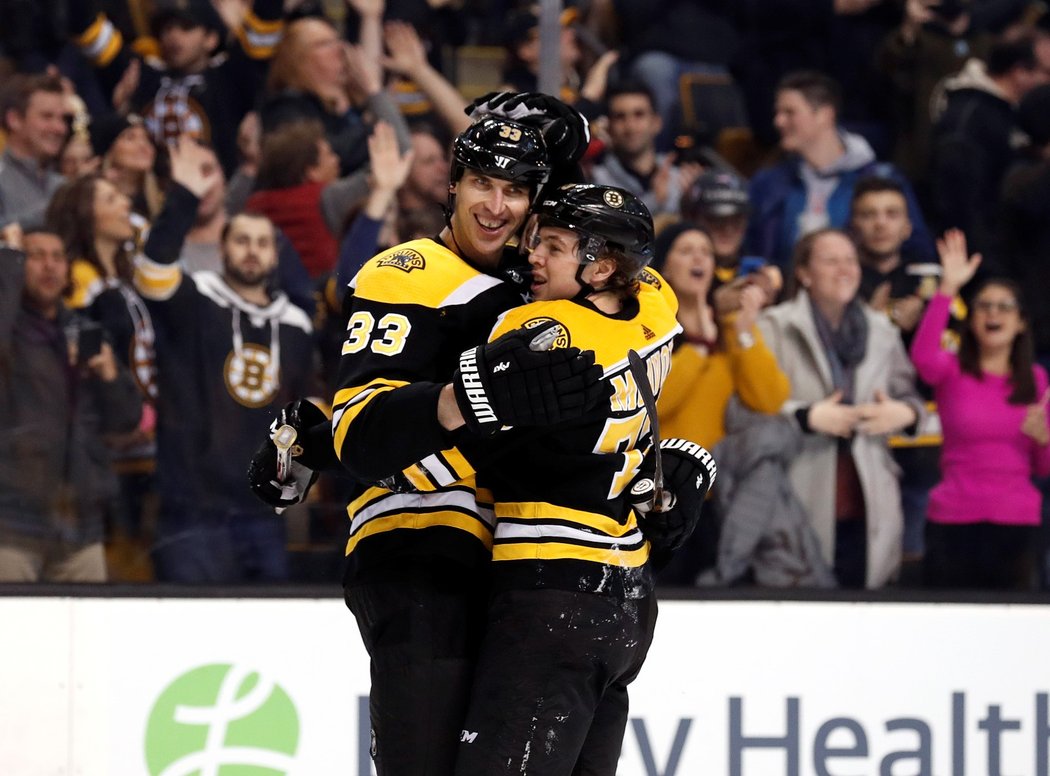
[527,225,586,301]
[223,215,277,287]
[661,228,715,303]
[451,171,531,266]
[21,232,69,315]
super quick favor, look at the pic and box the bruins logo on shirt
[224,344,278,408]
[638,268,662,290]
[522,317,571,349]
[377,249,426,273]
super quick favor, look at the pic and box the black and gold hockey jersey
[134,255,315,514]
[331,237,528,581]
[479,269,681,599]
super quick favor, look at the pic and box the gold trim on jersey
[400,448,477,492]
[344,484,494,555]
[75,14,123,67]
[493,541,649,566]
[134,257,183,300]
[332,378,409,458]
[237,9,284,59]
[495,501,639,536]
[492,501,648,567]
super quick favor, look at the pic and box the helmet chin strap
[572,262,598,301]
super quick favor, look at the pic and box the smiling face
[7,89,68,161]
[607,92,661,159]
[527,224,585,301]
[449,170,532,268]
[970,283,1025,354]
[774,89,833,154]
[661,228,715,303]
[797,231,861,313]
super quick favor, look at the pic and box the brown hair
[776,70,842,116]
[959,278,1037,405]
[266,17,337,95]
[254,120,325,189]
[0,73,64,131]
[45,175,133,282]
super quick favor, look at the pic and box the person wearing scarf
[758,228,923,588]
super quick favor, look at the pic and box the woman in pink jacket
[910,229,1050,589]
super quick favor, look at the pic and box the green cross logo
[144,663,299,775]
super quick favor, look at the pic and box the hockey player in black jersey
[250,101,610,776]
[445,184,719,776]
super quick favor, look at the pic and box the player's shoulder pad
[638,267,679,318]
[490,301,574,343]
[352,238,506,309]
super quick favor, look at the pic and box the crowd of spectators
[2,0,1050,591]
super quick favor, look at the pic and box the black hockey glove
[247,399,329,510]
[466,91,591,164]
[628,438,717,553]
[451,320,610,436]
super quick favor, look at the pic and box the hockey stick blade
[626,349,665,510]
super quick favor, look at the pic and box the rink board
[2,597,1049,775]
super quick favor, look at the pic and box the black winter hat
[651,221,707,274]
[88,113,145,158]
[150,0,226,39]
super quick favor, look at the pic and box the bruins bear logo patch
[377,249,426,273]
[522,317,571,349]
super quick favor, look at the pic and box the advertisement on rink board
[3,597,1050,776]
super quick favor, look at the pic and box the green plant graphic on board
[145,663,299,775]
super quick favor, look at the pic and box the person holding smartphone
[0,227,142,582]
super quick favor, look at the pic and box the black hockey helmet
[530,184,655,279]
[450,117,551,189]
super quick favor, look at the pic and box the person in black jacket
[929,34,1048,262]
[70,0,284,176]
[0,228,142,581]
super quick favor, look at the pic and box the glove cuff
[452,346,501,436]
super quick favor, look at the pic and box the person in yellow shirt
[653,222,789,582]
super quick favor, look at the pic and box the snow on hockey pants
[453,587,658,776]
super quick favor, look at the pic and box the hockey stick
[626,348,665,511]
